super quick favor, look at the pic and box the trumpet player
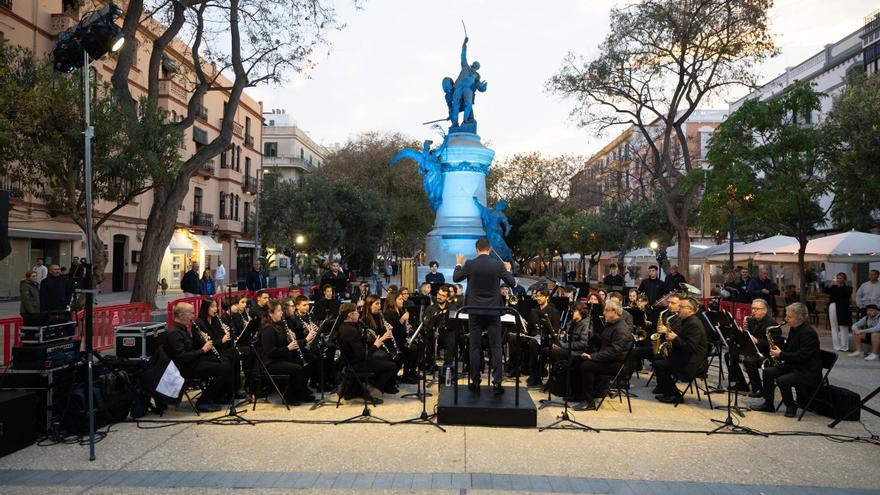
[652,298,708,404]
[752,303,821,418]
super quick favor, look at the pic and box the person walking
[214,261,226,290]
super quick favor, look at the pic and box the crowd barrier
[700,298,750,327]
[1,302,151,368]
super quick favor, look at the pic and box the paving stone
[351,473,376,489]
[412,473,433,489]
[432,472,453,489]
[391,472,414,489]
[372,472,395,489]
[331,472,356,489]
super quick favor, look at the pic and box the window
[244,202,250,228]
[264,142,278,157]
[245,117,251,138]
[234,195,240,221]
[219,192,226,219]
[236,145,241,170]
[245,157,251,177]
[300,148,304,160]
[269,120,275,126]
[194,187,203,213]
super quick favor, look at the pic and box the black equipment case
[11,341,78,370]
[19,321,77,345]
[115,322,166,360]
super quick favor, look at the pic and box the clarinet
[380,314,402,358]
[192,320,220,358]
[297,313,321,351]
[281,318,308,368]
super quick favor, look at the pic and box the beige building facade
[0,0,263,297]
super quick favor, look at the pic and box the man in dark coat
[569,300,633,410]
[39,264,72,312]
[638,265,665,305]
[652,297,708,403]
[752,303,821,418]
[453,238,516,394]
[663,265,687,295]
[180,262,201,296]
[245,260,268,292]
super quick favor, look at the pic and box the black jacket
[39,274,71,311]
[638,277,664,305]
[320,269,348,297]
[565,319,592,352]
[180,270,201,294]
[746,314,781,346]
[338,321,373,365]
[588,318,633,363]
[664,272,686,294]
[165,322,214,375]
[748,277,778,311]
[260,320,294,365]
[778,322,821,379]
[453,254,515,316]
[425,272,446,295]
[531,304,561,337]
[669,314,708,381]
[823,284,853,327]
[602,274,625,289]
[246,268,268,292]
[20,279,40,315]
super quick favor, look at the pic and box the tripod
[393,318,445,431]
[538,313,565,410]
[540,312,598,433]
[708,327,765,436]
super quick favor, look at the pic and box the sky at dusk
[247,0,878,161]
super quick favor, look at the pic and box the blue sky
[247,0,877,160]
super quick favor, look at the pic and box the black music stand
[211,318,258,425]
[393,312,445,431]
[538,312,565,410]
[310,316,339,410]
[539,310,598,433]
[335,323,390,425]
[707,312,766,437]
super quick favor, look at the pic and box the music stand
[209,317,257,425]
[242,318,290,411]
[393,312,445,431]
[310,316,340,410]
[707,311,766,437]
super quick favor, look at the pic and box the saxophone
[650,311,673,358]
[763,325,782,368]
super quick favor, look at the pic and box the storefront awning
[235,239,255,249]
[169,231,193,252]
[9,227,83,241]
[193,234,223,254]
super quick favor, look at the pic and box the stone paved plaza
[1,333,878,495]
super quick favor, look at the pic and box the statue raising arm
[461,37,469,69]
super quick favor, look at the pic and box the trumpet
[635,328,648,342]
[192,320,220,358]
[281,319,308,368]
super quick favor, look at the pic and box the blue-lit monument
[392,36,512,285]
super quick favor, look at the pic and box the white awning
[235,240,255,249]
[168,231,193,252]
[192,234,223,254]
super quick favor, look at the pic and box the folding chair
[596,341,636,413]
[181,378,208,415]
[773,349,836,421]
[248,344,291,411]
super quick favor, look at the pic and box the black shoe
[382,386,399,394]
[526,378,542,389]
[493,383,504,395]
[468,380,481,392]
[784,404,798,418]
[651,386,662,394]
[573,400,597,411]
[656,394,679,404]
[196,402,221,413]
[752,401,775,413]
[747,390,763,398]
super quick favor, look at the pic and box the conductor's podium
[435,311,537,428]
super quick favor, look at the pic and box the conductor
[453,238,516,395]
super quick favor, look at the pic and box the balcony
[220,118,244,136]
[243,175,258,194]
[0,0,12,10]
[195,105,208,121]
[245,134,254,148]
[157,79,188,101]
[191,211,214,228]
[0,174,24,198]
[263,155,319,173]
[197,161,215,176]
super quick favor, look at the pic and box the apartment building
[0,0,263,296]
[262,109,329,184]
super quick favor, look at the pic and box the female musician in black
[383,291,420,384]
[360,295,401,393]
[259,300,315,405]
[283,296,323,388]
[196,299,233,357]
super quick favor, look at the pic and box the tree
[0,43,179,288]
[490,152,582,214]
[549,0,777,280]
[320,132,434,258]
[118,0,339,307]
[702,81,829,302]
[260,174,387,273]
[823,70,880,229]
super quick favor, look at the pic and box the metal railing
[245,134,254,147]
[199,161,215,175]
[195,105,208,121]
[243,175,258,193]
[191,211,214,227]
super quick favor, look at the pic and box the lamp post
[51,3,125,462]
[295,234,305,284]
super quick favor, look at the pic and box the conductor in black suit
[453,238,516,395]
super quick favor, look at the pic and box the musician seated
[567,300,633,410]
[383,291,420,384]
[360,295,401,393]
[752,303,821,417]
[259,299,315,405]
[632,293,681,379]
[607,292,632,331]
[196,299,234,357]
[338,303,398,402]
[220,296,245,340]
[250,290,270,322]
[424,286,455,367]
[727,298,781,397]
[652,298,708,404]
[165,302,232,413]
[525,289,561,388]
[283,296,324,389]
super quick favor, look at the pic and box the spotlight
[51,3,124,73]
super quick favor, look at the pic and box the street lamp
[50,2,125,462]
[295,234,305,246]
[649,240,659,251]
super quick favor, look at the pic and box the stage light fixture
[52,32,84,73]
[51,3,124,72]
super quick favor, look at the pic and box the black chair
[675,369,713,409]
[335,346,379,407]
[247,342,291,411]
[596,341,636,413]
[773,349,837,421]
[180,377,207,415]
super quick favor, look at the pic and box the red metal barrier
[263,287,288,299]
[700,298,750,327]
[1,317,23,368]
[75,302,151,352]
[167,295,206,328]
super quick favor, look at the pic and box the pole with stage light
[52,3,126,461]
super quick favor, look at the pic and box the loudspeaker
[0,390,39,457]
[0,190,9,261]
